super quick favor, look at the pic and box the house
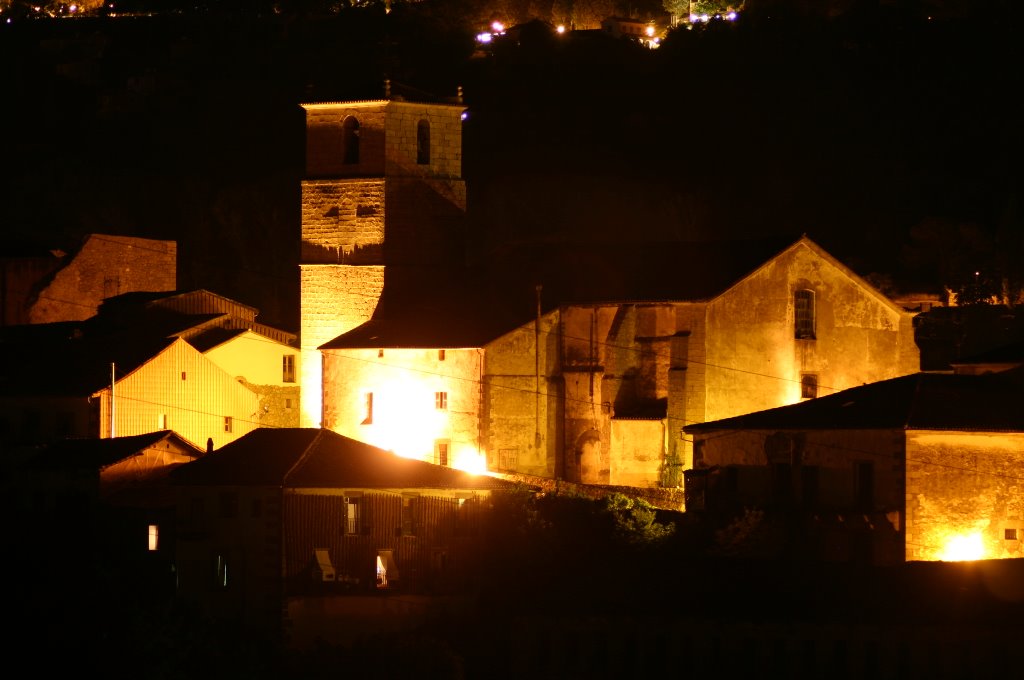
[4,430,202,598]
[170,427,524,643]
[683,368,1024,564]
[317,236,920,495]
[24,233,177,323]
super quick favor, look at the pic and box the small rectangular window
[499,448,518,471]
[363,393,373,425]
[181,371,187,381]
[438,349,446,361]
[801,373,818,399]
[157,414,168,430]
[282,355,296,383]
[1006,528,1018,540]
[285,398,292,410]
[795,289,816,339]
[378,349,384,358]
[435,391,448,410]
[224,416,233,433]
[148,524,159,552]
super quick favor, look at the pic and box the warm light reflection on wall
[336,348,487,474]
[938,531,986,562]
[301,349,323,428]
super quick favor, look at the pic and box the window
[343,116,360,164]
[401,496,418,536]
[345,497,361,535]
[438,349,446,361]
[855,462,874,511]
[219,491,237,519]
[362,393,373,425]
[148,524,159,551]
[157,413,168,430]
[435,439,450,467]
[224,416,233,433]
[795,289,816,339]
[435,391,448,410]
[417,119,430,164]
[285,398,292,411]
[800,373,818,399]
[1006,528,1018,541]
[499,448,518,471]
[282,355,296,383]
[378,348,384,358]
[181,371,187,381]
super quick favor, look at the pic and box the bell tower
[299,89,467,427]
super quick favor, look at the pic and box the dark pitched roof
[173,428,521,491]
[25,431,201,471]
[685,369,1024,434]
[186,327,248,353]
[0,327,179,397]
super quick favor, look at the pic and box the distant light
[700,13,710,22]
[476,32,492,43]
[726,11,738,20]
[491,21,504,33]
[69,4,78,11]
[556,24,565,34]
[689,13,698,22]
[461,111,468,121]
[645,25,655,37]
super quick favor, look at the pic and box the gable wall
[28,235,176,323]
[705,243,918,423]
[95,339,258,449]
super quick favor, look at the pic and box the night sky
[1,3,1020,329]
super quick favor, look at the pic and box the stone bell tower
[299,86,467,427]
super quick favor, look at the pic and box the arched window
[416,119,430,165]
[343,116,360,164]
[794,289,816,339]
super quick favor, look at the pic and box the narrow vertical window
[435,391,448,410]
[282,355,296,383]
[345,497,361,535]
[181,371,187,381]
[362,392,373,425]
[148,524,159,551]
[435,439,450,467]
[224,416,233,433]
[438,349,446,361]
[157,414,168,430]
[800,373,818,399]
[416,119,430,165]
[401,496,418,536]
[343,116,360,164]
[795,289,816,339]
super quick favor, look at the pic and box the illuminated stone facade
[27,233,176,323]
[299,96,467,428]
[483,238,919,487]
[686,370,1024,563]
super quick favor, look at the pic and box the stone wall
[28,234,176,323]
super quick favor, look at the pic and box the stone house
[683,367,1024,564]
[170,427,522,643]
[24,233,177,323]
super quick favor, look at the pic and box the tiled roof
[173,428,521,491]
[25,431,200,471]
[685,369,1024,434]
